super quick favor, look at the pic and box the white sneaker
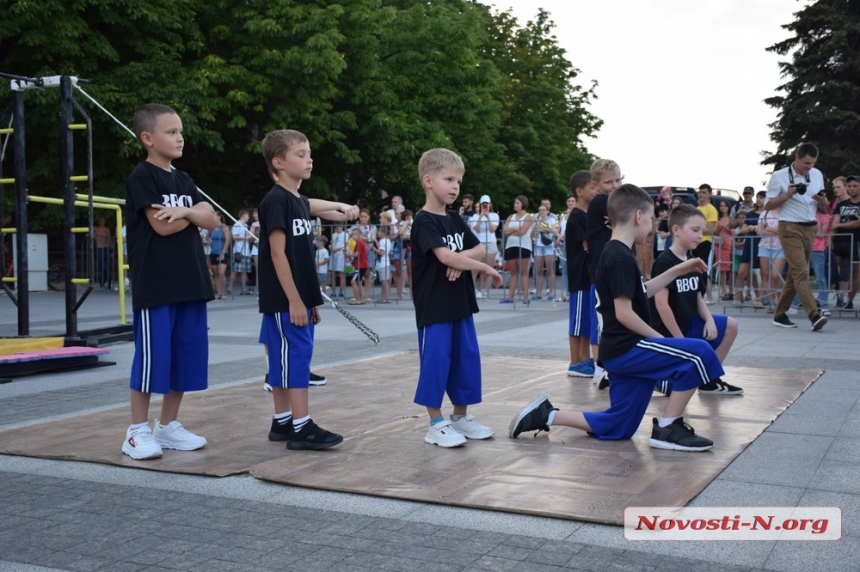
[153,420,207,451]
[122,425,162,460]
[475,290,483,299]
[450,414,495,439]
[263,382,273,392]
[424,420,467,448]
[787,307,798,316]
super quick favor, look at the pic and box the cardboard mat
[0,353,820,524]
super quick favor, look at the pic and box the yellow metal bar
[27,195,128,325]
[0,178,14,184]
[69,175,89,182]
[75,193,125,206]
[2,277,17,283]
[0,128,12,135]
[71,227,89,234]
[68,124,88,130]
[1,227,15,234]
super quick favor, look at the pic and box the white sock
[129,421,148,431]
[273,411,292,425]
[658,416,680,428]
[292,415,310,431]
[547,411,556,426]
[594,365,606,376]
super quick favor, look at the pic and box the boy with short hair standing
[511,184,722,451]
[566,170,598,378]
[123,103,219,460]
[258,129,358,450]
[651,205,743,395]
[585,159,624,384]
[412,148,502,448]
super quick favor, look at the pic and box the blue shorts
[415,317,482,409]
[534,244,555,257]
[687,314,728,351]
[586,338,724,440]
[259,311,314,389]
[758,246,785,260]
[130,301,208,394]
[569,289,597,343]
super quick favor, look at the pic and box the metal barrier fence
[700,230,856,314]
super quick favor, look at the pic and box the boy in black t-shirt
[565,170,599,379]
[122,104,219,460]
[258,129,359,450]
[511,184,723,452]
[411,148,502,448]
[650,205,743,395]
[585,159,624,384]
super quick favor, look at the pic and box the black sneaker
[699,378,743,395]
[649,418,714,452]
[287,419,343,450]
[846,301,855,311]
[508,392,558,438]
[309,372,327,386]
[810,313,827,332]
[268,418,294,442]
[772,314,797,328]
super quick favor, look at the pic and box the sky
[495,0,805,195]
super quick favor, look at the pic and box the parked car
[642,186,738,212]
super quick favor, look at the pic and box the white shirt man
[764,143,829,331]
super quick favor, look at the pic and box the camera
[795,183,807,195]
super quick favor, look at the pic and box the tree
[764,0,860,177]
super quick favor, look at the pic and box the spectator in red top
[347,227,368,304]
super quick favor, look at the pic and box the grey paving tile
[718,455,822,488]
[764,534,860,572]
[824,437,860,464]
[733,432,833,461]
[692,479,805,506]
[809,460,860,494]
[766,413,844,437]
[797,489,860,538]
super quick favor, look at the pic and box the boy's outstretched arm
[269,229,310,327]
[644,257,707,298]
[308,199,359,222]
[431,246,502,287]
[614,296,662,338]
[147,201,218,236]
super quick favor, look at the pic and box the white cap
[479,195,491,204]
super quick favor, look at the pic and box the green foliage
[764,0,860,177]
[0,0,601,227]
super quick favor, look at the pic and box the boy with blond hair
[411,148,502,447]
[511,184,721,451]
[123,103,219,460]
[585,158,624,385]
[258,129,358,450]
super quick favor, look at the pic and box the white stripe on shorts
[637,339,709,384]
[274,312,290,388]
[140,308,152,393]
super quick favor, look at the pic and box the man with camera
[764,143,828,331]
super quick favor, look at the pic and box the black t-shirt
[649,249,704,336]
[125,162,214,312]
[586,194,612,281]
[411,209,480,328]
[595,240,650,362]
[834,199,860,252]
[461,208,476,227]
[257,185,322,314]
[565,208,590,292]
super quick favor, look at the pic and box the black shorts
[208,254,225,266]
[504,247,531,261]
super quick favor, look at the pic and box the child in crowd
[257,129,358,450]
[565,170,599,379]
[315,235,329,294]
[330,223,348,298]
[650,205,743,395]
[585,159,624,385]
[122,103,219,460]
[411,148,502,448]
[347,227,368,304]
[510,184,722,452]
[374,223,393,303]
